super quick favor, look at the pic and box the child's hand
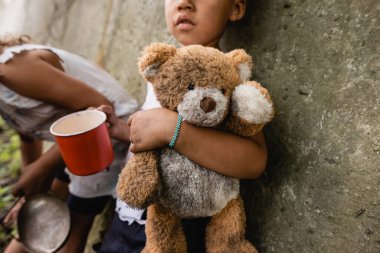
[1,197,25,228]
[97,105,131,142]
[12,161,55,197]
[128,108,177,153]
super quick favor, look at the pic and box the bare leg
[52,175,96,252]
[50,178,69,200]
[206,197,258,253]
[57,210,95,253]
[143,203,187,253]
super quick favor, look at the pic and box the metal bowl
[17,193,70,253]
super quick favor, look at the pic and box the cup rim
[50,110,106,137]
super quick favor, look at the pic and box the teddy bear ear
[226,49,253,82]
[138,43,177,81]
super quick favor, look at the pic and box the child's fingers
[96,105,117,126]
[11,183,24,198]
[2,197,25,226]
[96,105,112,115]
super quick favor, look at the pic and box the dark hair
[242,0,254,24]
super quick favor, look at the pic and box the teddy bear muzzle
[178,87,228,127]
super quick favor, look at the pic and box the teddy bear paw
[231,82,274,124]
[208,240,258,253]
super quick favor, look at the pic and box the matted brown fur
[117,151,161,208]
[143,204,187,253]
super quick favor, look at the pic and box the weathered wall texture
[235,1,380,252]
[1,0,379,252]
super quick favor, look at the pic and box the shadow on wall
[222,0,291,251]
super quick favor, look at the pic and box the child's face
[165,0,246,48]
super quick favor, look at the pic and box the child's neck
[180,43,221,50]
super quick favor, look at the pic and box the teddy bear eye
[188,83,195,90]
[221,88,227,95]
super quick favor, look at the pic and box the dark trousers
[182,216,211,253]
[98,215,146,253]
[98,213,211,253]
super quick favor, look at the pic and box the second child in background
[0,36,138,253]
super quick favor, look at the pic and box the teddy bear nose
[200,97,216,113]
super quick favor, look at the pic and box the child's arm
[127,108,267,179]
[12,145,66,196]
[0,49,112,110]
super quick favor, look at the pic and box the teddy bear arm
[225,81,274,136]
[116,151,161,209]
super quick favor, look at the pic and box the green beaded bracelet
[169,114,183,148]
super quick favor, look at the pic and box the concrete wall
[1,0,379,252]
[236,1,380,252]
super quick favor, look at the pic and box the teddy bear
[117,43,274,253]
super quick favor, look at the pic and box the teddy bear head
[138,43,253,127]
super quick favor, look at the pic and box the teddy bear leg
[205,196,258,253]
[117,151,160,208]
[143,203,187,253]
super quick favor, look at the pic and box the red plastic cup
[50,110,114,176]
